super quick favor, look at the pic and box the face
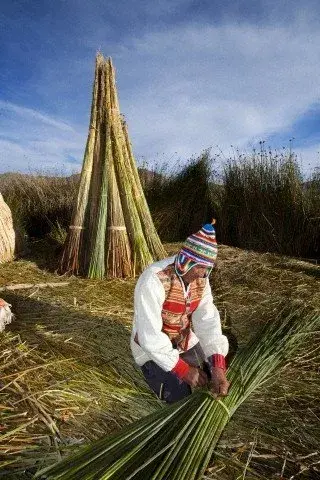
[182,265,210,284]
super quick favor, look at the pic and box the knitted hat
[175,221,218,277]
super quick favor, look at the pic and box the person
[131,221,230,403]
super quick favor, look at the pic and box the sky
[1,0,320,176]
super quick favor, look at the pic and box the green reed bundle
[106,142,133,278]
[60,55,165,278]
[35,308,319,479]
[86,60,109,279]
[107,59,153,273]
[121,120,166,261]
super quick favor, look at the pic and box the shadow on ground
[21,239,62,273]
[5,291,139,382]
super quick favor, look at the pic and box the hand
[183,367,208,388]
[210,367,229,397]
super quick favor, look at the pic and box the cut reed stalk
[87,61,108,279]
[105,59,133,278]
[106,149,133,278]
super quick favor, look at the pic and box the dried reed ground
[0,242,319,479]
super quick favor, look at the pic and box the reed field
[0,149,319,261]
[0,173,78,240]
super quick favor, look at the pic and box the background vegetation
[1,148,319,261]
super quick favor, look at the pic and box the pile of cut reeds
[0,193,15,263]
[209,366,320,479]
[0,245,319,478]
[60,54,165,279]
[36,307,320,480]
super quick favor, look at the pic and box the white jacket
[131,256,229,372]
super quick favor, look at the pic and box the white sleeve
[192,279,229,358]
[134,271,180,372]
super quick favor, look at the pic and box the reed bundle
[122,120,166,260]
[60,54,102,276]
[0,193,15,263]
[60,55,165,279]
[36,308,319,480]
[106,151,133,277]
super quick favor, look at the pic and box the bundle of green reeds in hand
[35,308,319,480]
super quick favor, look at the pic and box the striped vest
[157,264,206,351]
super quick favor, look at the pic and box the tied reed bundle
[36,308,319,480]
[0,193,15,263]
[121,119,166,262]
[106,151,133,278]
[60,54,102,276]
[107,59,153,273]
[60,54,165,279]
[86,60,108,279]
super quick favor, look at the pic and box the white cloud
[0,101,84,174]
[0,101,75,132]
[1,13,320,174]
[112,21,320,171]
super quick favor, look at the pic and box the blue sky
[1,0,320,175]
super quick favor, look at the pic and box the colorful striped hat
[175,221,218,276]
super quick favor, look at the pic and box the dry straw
[0,193,15,263]
[60,54,165,279]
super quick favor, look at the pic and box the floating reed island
[60,54,166,279]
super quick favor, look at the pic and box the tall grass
[143,151,219,241]
[220,149,320,258]
[0,173,78,239]
[142,148,320,259]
